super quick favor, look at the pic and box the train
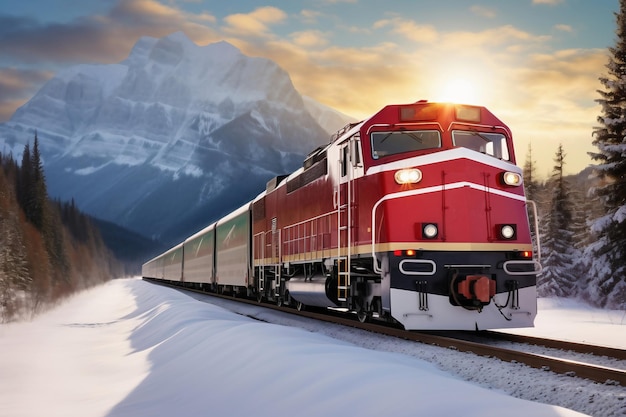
[142,100,541,331]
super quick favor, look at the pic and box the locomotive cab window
[452,130,510,161]
[371,130,441,159]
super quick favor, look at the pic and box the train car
[252,101,540,330]
[214,203,252,294]
[141,253,163,280]
[143,243,184,283]
[182,222,217,290]
[144,100,541,331]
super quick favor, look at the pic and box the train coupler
[457,275,496,303]
[450,273,496,311]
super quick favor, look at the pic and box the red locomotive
[143,100,541,330]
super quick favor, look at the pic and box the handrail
[526,199,542,262]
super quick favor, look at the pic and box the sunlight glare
[437,78,480,104]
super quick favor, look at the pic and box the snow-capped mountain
[0,32,355,244]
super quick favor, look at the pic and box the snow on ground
[0,278,623,417]
[502,297,626,348]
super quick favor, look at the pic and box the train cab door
[335,134,363,301]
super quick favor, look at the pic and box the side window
[341,145,349,177]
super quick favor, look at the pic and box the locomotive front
[359,102,540,330]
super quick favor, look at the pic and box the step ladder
[336,152,353,302]
[337,202,350,301]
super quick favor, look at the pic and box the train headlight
[394,168,422,184]
[498,224,517,240]
[422,223,438,239]
[501,171,522,186]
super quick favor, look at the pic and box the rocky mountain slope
[0,32,354,245]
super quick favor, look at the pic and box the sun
[436,77,480,104]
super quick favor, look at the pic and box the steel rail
[482,330,626,360]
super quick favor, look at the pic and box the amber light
[520,251,533,259]
[399,103,439,122]
[394,249,417,256]
[455,105,481,122]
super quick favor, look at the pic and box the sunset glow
[435,78,481,105]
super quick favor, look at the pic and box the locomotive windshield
[452,130,510,161]
[371,130,441,159]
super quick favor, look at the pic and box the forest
[0,134,122,322]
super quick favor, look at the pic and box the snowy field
[0,278,624,417]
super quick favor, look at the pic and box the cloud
[0,99,28,122]
[372,17,547,52]
[0,0,220,64]
[516,48,608,105]
[493,48,608,175]
[532,0,564,4]
[470,5,497,18]
[441,25,550,50]
[374,18,439,43]
[0,0,222,120]
[300,9,323,24]
[555,24,573,33]
[0,68,52,97]
[223,6,287,38]
[289,30,329,48]
[0,68,53,121]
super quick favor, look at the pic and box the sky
[0,0,620,176]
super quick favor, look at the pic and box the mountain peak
[204,40,241,55]
[0,32,355,242]
[163,31,196,46]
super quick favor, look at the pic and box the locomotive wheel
[296,301,305,311]
[256,292,263,303]
[276,298,283,307]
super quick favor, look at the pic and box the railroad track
[145,279,625,386]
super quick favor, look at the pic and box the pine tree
[30,133,48,231]
[522,143,545,258]
[523,143,540,202]
[588,0,626,308]
[16,134,48,231]
[538,145,580,297]
[17,143,32,216]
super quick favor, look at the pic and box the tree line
[0,134,122,322]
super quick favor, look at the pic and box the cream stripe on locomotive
[255,241,533,266]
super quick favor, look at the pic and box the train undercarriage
[253,250,538,330]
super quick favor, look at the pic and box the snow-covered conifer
[588,0,626,308]
[523,143,540,202]
[538,145,580,297]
